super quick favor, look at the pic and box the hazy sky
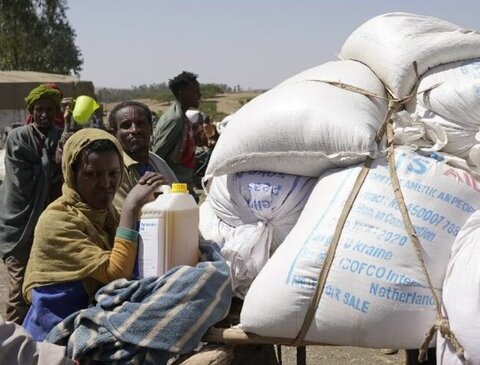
[66,0,480,90]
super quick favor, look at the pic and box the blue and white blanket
[46,243,232,364]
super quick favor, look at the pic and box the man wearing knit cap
[24,83,67,130]
[0,84,63,324]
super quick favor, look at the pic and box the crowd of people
[0,71,221,363]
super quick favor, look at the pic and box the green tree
[0,0,83,75]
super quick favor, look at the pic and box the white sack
[201,172,316,297]
[404,59,480,166]
[340,12,480,99]
[207,171,316,250]
[199,198,235,245]
[205,60,388,179]
[241,148,480,349]
[200,198,272,299]
[437,210,480,365]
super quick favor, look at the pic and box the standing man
[109,100,177,211]
[0,84,63,324]
[153,71,201,196]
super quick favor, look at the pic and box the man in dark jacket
[0,84,63,324]
[152,71,201,197]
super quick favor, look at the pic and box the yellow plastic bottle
[138,183,199,278]
[72,95,99,125]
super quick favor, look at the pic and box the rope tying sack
[290,63,465,360]
[386,119,466,363]
[384,63,464,362]
[290,68,405,347]
[418,317,465,363]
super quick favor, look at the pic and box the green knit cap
[24,84,62,111]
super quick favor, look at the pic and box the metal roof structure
[0,71,95,109]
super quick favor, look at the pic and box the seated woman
[22,128,165,341]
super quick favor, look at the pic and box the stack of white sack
[240,147,480,349]
[392,58,480,173]
[340,12,480,100]
[437,210,480,365]
[200,171,316,297]
[204,59,388,180]
[203,13,480,351]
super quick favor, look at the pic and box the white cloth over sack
[200,172,316,297]
[340,12,480,99]
[241,148,480,349]
[393,111,448,153]
[205,60,388,179]
[400,58,480,168]
[437,210,480,365]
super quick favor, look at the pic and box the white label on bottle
[138,218,164,278]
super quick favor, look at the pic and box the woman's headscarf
[24,84,62,111]
[23,128,125,302]
[61,128,123,197]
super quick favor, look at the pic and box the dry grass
[102,91,262,123]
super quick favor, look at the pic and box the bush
[199,100,227,122]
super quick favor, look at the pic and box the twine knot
[418,317,465,363]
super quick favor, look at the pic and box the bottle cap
[171,183,188,193]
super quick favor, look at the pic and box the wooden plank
[203,327,331,347]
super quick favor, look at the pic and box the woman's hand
[125,171,165,210]
[137,171,170,187]
[119,172,166,230]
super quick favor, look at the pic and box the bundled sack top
[340,12,480,99]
